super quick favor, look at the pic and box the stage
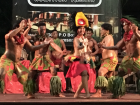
[0,93,140,104]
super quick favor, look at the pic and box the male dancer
[50,29,67,69]
[0,19,52,99]
[100,18,140,98]
[29,22,65,97]
[49,29,73,92]
[65,12,95,98]
[86,28,99,61]
[91,23,118,97]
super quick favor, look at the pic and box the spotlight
[93,25,98,30]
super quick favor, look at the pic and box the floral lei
[13,34,24,45]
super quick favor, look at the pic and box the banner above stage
[12,0,121,46]
[27,0,102,7]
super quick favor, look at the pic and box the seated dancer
[65,12,95,98]
[0,19,53,99]
[49,29,67,69]
[91,23,118,98]
[100,17,140,98]
[29,22,65,97]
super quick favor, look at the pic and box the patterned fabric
[29,55,54,71]
[101,55,118,71]
[49,38,62,51]
[119,56,140,74]
[0,55,34,94]
[0,55,29,84]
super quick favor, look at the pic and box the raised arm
[133,26,140,41]
[90,39,99,56]
[23,19,34,40]
[9,20,25,38]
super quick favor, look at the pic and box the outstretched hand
[19,20,25,29]
[44,39,52,45]
[98,42,105,48]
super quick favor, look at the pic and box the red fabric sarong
[70,68,96,93]
[66,56,96,93]
[51,54,62,66]
[66,61,91,78]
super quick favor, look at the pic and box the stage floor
[0,93,140,102]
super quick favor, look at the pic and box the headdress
[69,11,89,33]
[120,16,140,42]
[121,15,140,28]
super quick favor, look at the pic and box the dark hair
[52,27,57,33]
[101,23,112,34]
[87,28,93,33]
[38,22,46,27]
[12,18,24,29]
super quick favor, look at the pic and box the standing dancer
[29,22,65,97]
[86,28,99,62]
[91,23,118,97]
[0,19,52,99]
[100,17,140,98]
[65,12,95,98]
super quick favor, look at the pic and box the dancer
[100,17,140,98]
[65,12,95,98]
[91,23,118,97]
[29,22,65,97]
[50,29,67,70]
[0,19,52,99]
[86,28,99,62]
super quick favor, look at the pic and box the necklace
[14,34,24,45]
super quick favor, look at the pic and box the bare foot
[74,94,84,98]
[27,94,35,99]
[84,94,90,99]
[54,94,65,97]
[90,93,102,98]
[24,93,28,96]
[59,94,65,97]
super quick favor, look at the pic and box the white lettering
[28,0,102,7]
[59,33,62,37]
[62,33,66,37]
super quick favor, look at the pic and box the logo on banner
[27,0,102,7]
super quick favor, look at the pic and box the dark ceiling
[0,0,140,48]
[122,0,140,21]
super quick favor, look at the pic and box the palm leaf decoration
[123,15,140,28]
